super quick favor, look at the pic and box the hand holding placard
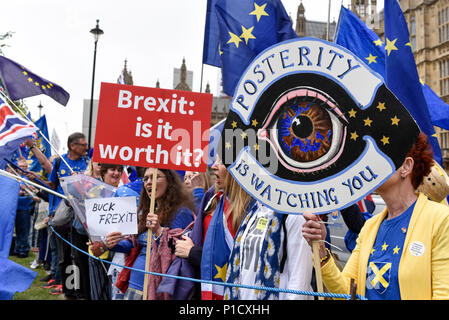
[85,196,138,237]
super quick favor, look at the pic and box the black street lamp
[88,19,104,148]
[37,101,43,118]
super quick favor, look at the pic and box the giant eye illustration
[259,87,347,173]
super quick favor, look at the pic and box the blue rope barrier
[49,225,367,300]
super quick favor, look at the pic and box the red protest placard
[92,82,213,172]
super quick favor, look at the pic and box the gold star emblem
[381,136,390,145]
[225,141,231,150]
[41,85,46,90]
[393,246,400,254]
[405,40,413,50]
[365,53,377,64]
[240,25,256,45]
[350,131,359,141]
[363,117,373,127]
[241,131,247,139]
[391,116,400,126]
[376,102,386,112]
[22,71,28,76]
[27,77,33,82]
[34,81,39,86]
[251,119,258,127]
[214,263,228,283]
[249,2,269,22]
[231,121,237,128]
[227,31,242,48]
[385,38,398,56]
[374,38,384,46]
[348,109,357,118]
[381,242,389,251]
[253,143,259,151]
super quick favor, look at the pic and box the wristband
[320,248,331,264]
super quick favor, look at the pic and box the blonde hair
[224,174,252,232]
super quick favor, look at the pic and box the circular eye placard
[219,38,420,215]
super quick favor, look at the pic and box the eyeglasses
[74,143,88,147]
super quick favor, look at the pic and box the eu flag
[384,0,442,164]
[0,175,36,299]
[203,0,222,67]
[200,195,233,300]
[28,115,51,176]
[213,0,297,96]
[335,4,443,164]
[0,55,70,106]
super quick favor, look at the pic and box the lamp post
[37,101,43,118]
[88,19,104,148]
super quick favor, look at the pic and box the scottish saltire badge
[219,38,420,214]
[367,262,391,294]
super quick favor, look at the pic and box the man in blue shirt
[46,132,89,298]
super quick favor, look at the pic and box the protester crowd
[8,130,449,300]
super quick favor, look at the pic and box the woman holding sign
[302,133,449,300]
[106,168,195,300]
[87,163,124,300]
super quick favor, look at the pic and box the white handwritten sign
[85,196,138,236]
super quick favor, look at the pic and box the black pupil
[292,115,313,138]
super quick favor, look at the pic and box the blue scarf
[224,202,284,300]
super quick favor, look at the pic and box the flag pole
[142,167,158,300]
[312,240,324,300]
[0,91,75,174]
[0,169,67,200]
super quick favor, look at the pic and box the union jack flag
[0,97,37,169]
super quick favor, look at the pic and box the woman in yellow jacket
[303,133,449,300]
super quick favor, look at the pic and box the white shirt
[238,203,313,300]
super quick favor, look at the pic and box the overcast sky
[1,0,382,151]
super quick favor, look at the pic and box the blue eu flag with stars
[0,55,69,106]
[212,0,297,96]
[335,3,442,165]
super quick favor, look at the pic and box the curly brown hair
[137,168,195,234]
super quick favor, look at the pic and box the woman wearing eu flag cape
[302,133,449,300]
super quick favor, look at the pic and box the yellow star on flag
[370,248,375,255]
[227,31,242,48]
[251,118,259,127]
[27,77,33,82]
[385,38,398,56]
[391,116,400,126]
[34,81,39,86]
[365,53,377,64]
[240,25,256,45]
[214,263,228,282]
[218,43,223,56]
[393,246,401,254]
[363,117,373,127]
[350,131,359,141]
[249,2,269,22]
[381,136,390,145]
[405,39,413,50]
[376,102,386,112]
[348,109,357,118]
[381,242,389,251]
[231,121,238,128]
[374,38,384,46]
